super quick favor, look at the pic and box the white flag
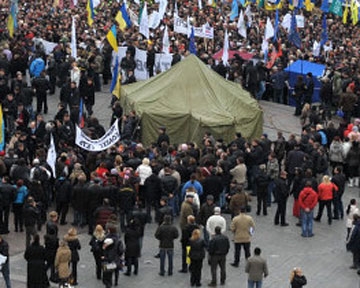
[71,17,77,60]
[245,5,252,27]
[159,0,168,20]
[93,0,100,7]
[174,0,178,16]
[312,40,320,57]
[265,17,274,40]
[222,29,229,66]
[237,10,246,38]
[46,133,57,178]
[187,16,191,38]
[261,38,268,56]
[162,25,170,54]
[198,0,203,10]
[73,0,78,6]
[281,13,291,32]
[139,2,149,39]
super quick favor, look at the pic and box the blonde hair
[142,158,150,165]
[322,175,331,184]
[190,229,201,241]
[290,267,302,282]
[93,225,105,240]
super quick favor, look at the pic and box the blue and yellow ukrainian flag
[110,57,121,99]
[116,3,132,31]
[106,25,118,52]
[0,105,5,151]
[7,2,17,38]
[87,0,95,26]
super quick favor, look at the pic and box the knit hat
[214,207,221,214]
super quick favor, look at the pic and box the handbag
[102,262,117,272]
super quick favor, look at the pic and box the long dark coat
[24,243,48,288]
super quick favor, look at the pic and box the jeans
[301,209,314,237]
[256,81,265,100]
[267,180,275,205]
[248,279,262,288]
[159,248,174,275]
[1,262,11,288]
[203,227,210,248]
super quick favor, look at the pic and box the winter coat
[230,164,247,184]
[347,220,360,252]
[155,221,179,249]
[198,203,215,226]
[23,203,40,227]
[54,177,72,204]
[13,185,28,204]
[63,234,81,262]
[179,201,194,230]
[117,186,136,212]
[125,225,141,258]
[318,182,338,201]
[230,213,255,243]
[291,274,307,288]
[136,164,152,185]
[0,183,16,207]
[94,205,116,228]
[347,205,360,228]
[208,233,230,256]
[189,238,206,260]
[44,234,59,265]
[24,243,48,288]
[274,178,289,202]
[298,187,318,210]
[329,141,344,163]
[181,223,200,246]
[346,145,360,168]
[89,234,105,260]
[144,173,162,202]
[286,149,306,175]
[230,192,250,216]
[29,58,45,77]
[55,245,71,279]
[245,255,269,282]
[103,233,122,267]
[71,182,88,213]
[267,159,279,180]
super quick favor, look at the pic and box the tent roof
[120,55,263,144]
[284,60,325,77]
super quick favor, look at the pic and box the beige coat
[230,213,255,243]
[229,192,251,216]
[230,164,247,184]
[180,201,194,230]
[55,245,71,279]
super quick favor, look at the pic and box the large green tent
[120,55,263,146]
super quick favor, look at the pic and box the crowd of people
[0,0,360,287]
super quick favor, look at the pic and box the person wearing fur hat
[64,227,81,285]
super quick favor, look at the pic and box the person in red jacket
[298,182,318,237]
[314,175,338,225]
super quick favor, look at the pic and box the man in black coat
[144,172,162,223]
[208,226,230,287]
[157,126,170,147]
[154,215,179,276]
[274,171,289,226]
[331,166,346,220]
[54,176,72,225]
[32,71,50,114]
[198,195,215,246]
[0,176,16,234]
[117,181,136,233]
[23,197,40,248]
[87,178,103,234]
[0,235,11,288]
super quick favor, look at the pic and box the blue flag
[288,11,301,48]
[273,9,279,41]
[320,13,328,47]
[230,0,239,21]
[189,26,197,55]
[321,0,329,12]
[110,56,119,93]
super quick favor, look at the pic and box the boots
[348,178,354,187]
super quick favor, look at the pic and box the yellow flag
[343,1,349,24]
[113,74,121,99]
[305,0,314,11]
[351,0,358,25]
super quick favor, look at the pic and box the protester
[208,226,230,287]
[245,247,269,288]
